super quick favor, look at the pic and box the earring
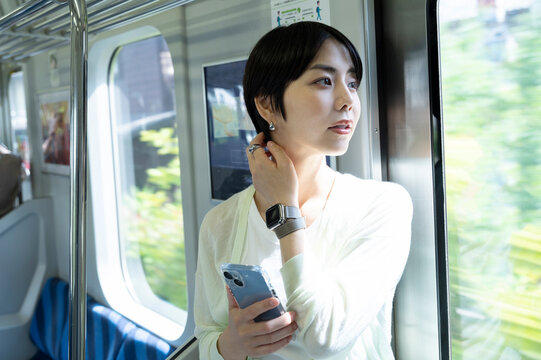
[269,122,276,132]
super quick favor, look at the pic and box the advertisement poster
[271,0,330,28]
[203,59,257,200]
[38,89,70,175]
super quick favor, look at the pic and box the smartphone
[221,263,285,322]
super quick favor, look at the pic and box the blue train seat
[116,327,174,360]
[29,278,174,360]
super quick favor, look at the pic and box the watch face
[266,204,284,230]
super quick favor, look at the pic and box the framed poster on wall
[37,88,70,175]
[203,58,256,201]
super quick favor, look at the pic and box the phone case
[221,263,285,322]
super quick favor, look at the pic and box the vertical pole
[68,0,88,358]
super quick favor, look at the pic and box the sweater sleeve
[193,187,254,360]
[280,182,413,359]
[194,215,227,360]
[194,273,225,359]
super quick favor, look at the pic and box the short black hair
[243,21,363,140]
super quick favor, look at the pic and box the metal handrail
[11,3,65,31]
[0,0,52,31]
[1,29,67,41]
[30,0,103,32]
[68,0,88,357]
[1,39,60,60]
[0,36,24,52]
[50,0,134,34]
[13,40,69,61]
[87,0,160,29]
[0,38,36,56]
[0,0,194,62]
[90,0,192,34]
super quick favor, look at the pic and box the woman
[195,22,412,359]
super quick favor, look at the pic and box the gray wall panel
[185,0,270,225]
[378,0,441,358]
[0,198,54,359]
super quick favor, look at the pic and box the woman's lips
[328,120,353,134]
[328,126,352,134]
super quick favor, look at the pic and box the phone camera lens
[234,279,244,287]
[224,271,233,280]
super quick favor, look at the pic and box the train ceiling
[0,0,193,62]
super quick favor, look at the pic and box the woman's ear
[254,95,276,125]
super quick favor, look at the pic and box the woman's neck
[253,153,336,227]
[292,155,334,207]
[288,154,336,226]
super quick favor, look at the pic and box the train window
[439,0,541,358]
[88,32,188,340]
[108,35,186,316]
[7,70,31,199]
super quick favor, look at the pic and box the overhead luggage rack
[0,0,193,62]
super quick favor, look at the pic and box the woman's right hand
[247,132,299,209]
[217,287,297,360]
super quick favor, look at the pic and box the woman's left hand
[246,132,299,208]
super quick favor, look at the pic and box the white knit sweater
[194,173,413,359]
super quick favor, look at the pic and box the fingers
[251,311,296,336]
[246,133,269,158]
[246,135,281,167]
[251,132,266,145]
[250,312,298,355]
[246,134,290,169]
[245,133,299,207]
[244,297,280,321]
[225,286,239,311]
[223,290,297,357]
[251,335,294,357]
[266,141,290,167]
[253,321,297,347]
[248,143,263,154]
[247,133,266,151]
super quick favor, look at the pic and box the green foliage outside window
[442,7,541,359]
[121,127,187,310]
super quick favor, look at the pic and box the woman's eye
[315,78,332,86]
[348,81,359,90]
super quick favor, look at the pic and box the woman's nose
[334,83,354,112]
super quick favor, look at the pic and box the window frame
[108,37,188,323]
[0,65,10,147]
[88,25,195,344]
[426,0,452,359]
[1,65,21,152]
[6,68,33,201]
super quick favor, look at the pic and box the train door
[379,0,541,358]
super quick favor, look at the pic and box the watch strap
[283,205,302,219]
[273,217,306,239]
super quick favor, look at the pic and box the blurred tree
[441,6,541,359]
[121,126,187,310]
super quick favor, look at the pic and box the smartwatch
[265,204,306,239]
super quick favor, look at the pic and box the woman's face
[271,38,361,158]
